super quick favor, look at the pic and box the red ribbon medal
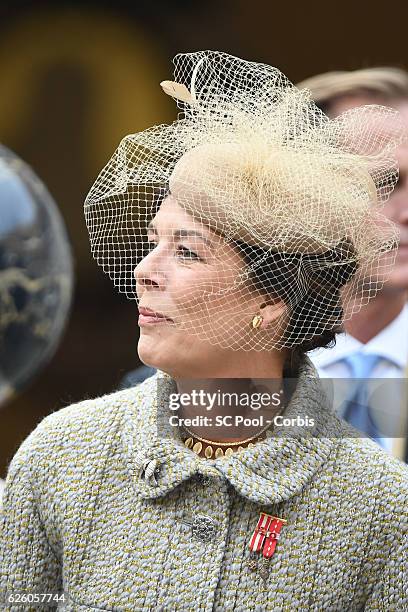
[248,512,286,578]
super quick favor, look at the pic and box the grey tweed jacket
[1,357,407,611]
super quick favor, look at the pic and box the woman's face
[134,195,267,377]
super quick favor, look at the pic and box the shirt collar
[308,303,408,370]
[120,357,339,505]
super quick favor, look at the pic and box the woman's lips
[138,307,174,326]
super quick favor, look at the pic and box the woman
[1,51,407,611]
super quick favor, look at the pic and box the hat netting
[84,51,406,351]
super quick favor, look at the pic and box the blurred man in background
[299,68,408,460]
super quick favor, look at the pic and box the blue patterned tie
[342,352,383,442]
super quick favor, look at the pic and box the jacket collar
[121,356,341,505]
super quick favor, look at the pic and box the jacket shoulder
[338,434,408,508]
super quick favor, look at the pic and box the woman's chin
[137,336,170,371]
[137,340,157,368]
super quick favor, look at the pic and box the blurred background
[1,0,408,478]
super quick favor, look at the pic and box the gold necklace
[181,429,264,459]
[180,386,285,460]
[181,417,274,459]
[182,418,274,446]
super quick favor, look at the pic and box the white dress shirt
[308,303,408,455]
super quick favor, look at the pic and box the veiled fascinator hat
[84,51,405,351]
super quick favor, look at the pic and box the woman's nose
[134,248,167,289]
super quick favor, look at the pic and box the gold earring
[251,314,263,329]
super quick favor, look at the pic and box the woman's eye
[176,245,201,261]
[144,240,202,261]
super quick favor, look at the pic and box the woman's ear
[258,300,287,328]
